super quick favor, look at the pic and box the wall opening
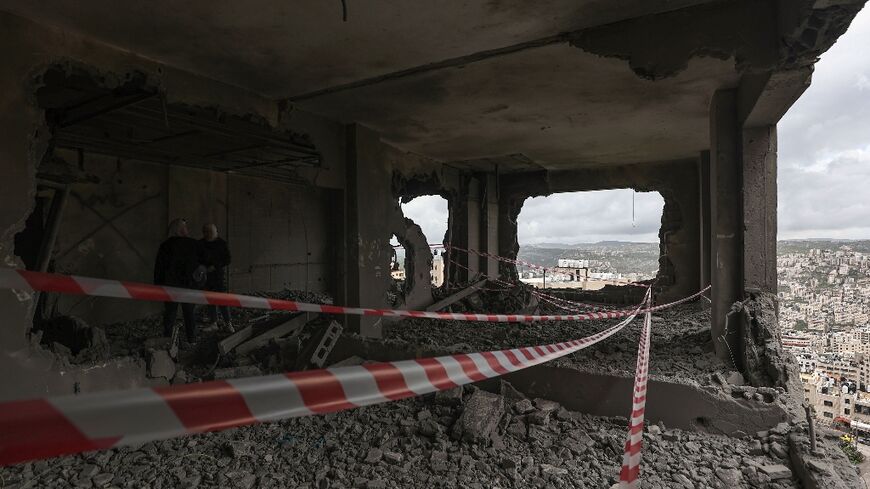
[515,189,664,290]
[390,195,449,289]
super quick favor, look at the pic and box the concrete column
[699,151,712,290]
[345,124,392,338]
[482,173,499,279]
[709,90,743,368]
[742,126,777,294]
[465,176,482,278]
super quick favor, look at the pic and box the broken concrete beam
[425,279,487,312]
[235,313,312,356]
[218,325,254,355]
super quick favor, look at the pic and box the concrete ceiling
[300,45,740,169]
[0,0,716,97]
[3,0,747,169]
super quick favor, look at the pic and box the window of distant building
[846,398,850,404]
[824,400,834,407]
[845,408,851,415]
[824,412,834,418]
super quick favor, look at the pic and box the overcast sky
[401,8,870,246]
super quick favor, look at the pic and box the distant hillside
[778,239,870,254]
[517,242,660,277]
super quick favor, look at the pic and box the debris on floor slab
[0,381,805,489]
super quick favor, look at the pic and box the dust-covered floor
[0,382,802,489]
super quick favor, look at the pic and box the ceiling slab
[1,0,716,98]
[298,43,740,169]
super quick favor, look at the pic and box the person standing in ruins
[200,223,234,332]
[154,218,204,344]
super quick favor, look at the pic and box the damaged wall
[498,160,701,303]
[0,11,347,400]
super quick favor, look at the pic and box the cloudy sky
[402,9,870,246]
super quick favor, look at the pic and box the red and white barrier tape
[0,269,708,323]
[0,305,645,466]
[618,291,653,488]
[445,244,549,271]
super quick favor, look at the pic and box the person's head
[202,223,219,241]
[168,218,189,238]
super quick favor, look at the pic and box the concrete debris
[213,365,263,380]
[146,349,176,380]
[35,315,111,364]
[2,381,804,489]
[450,388,504,444]
[328,355,366,368]
[759,464,792,480]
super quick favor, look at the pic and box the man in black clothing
[154,218,203,342]
[200,223,234,332]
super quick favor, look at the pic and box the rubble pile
[0,382,803,489]
[386,301,728,387]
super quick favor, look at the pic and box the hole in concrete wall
[396,195,449,288]
[516,189,664,289]
[389,234,406,306]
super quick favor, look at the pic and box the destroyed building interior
[0,1,867,488]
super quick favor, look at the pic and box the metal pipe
[36,185,70,273]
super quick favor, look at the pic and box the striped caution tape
[0,303,646,466]
[618,290,654,488]
[445,244,550,271]
[0,269,708,323]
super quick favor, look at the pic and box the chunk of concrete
[758,464,791,480]
[147,349,176,380]
[451,389,504,444]
[726,371,745,386]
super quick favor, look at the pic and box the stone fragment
[512,398,535,415]
[807,459,830,474]
[647,425,662,436]
[226,440,255,459]
[540,464,568,476]
[725,371,745,386]
[382,451,403,465]
[434,386,463,405]
[533,398,560,412]
[749,440,764,455]
[769,441,787,459]
[147,349,176,379]
[451,389,504,443]
[79,464,100,478]
[715,468,741,485]
[92,473,113,487]
[364,448,383,464]
[527,409,550,426]
[758,464,791,480]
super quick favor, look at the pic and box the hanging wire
[632,190,636,227]
[340,0,348,21]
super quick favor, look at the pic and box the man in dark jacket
[200,223,234,332]
[154,218,203,342]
